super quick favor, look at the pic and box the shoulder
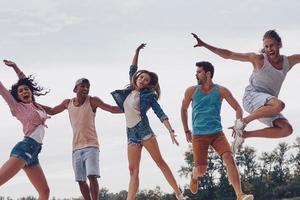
[217,85,232,97]
[90,96,100,101]
[58,99,70,109]
[287,54,300,68]
[252,53,264,62]
[89,95,102,105]
[181,86,196,102]
[250,52,263,59]
[142,90,157,99]
[185,86,196,96]
[240,52,263,60]
[250,53,264,70]
[62,99,71,107]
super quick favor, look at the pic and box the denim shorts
[243,91,286,127]
[126,120,155,145]
[72,147,100,181]
[10,137,42,167]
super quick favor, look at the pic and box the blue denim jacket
[111,65,168,125]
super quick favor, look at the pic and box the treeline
[1,137,300,200]
[179,137,300,200]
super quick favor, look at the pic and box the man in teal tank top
[181,61,253,200]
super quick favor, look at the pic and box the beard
[197,78,205,85]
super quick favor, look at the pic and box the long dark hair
[131,70,161,99]
[10,75,49,102]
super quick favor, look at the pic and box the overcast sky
[0,0,300,198]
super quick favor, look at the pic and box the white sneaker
[176,193,188,200]
[231,119,246,153]
[233,119,246,137]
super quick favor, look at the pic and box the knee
[195,166,207,177]
[282,123,293,137]
[222,152,235,165]
[128,165,139,176]
[273,100,285,113]
[274,120,293,137]
[88,175,99,185]
[78,180,88,187]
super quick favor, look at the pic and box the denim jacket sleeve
[129,65,138,81]
[149,94,168,122]
[111,65,137,112]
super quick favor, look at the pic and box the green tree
[291,137,300,176]
[271,142,291,186]
[235,146,258,181]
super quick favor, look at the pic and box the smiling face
[17,85,33,104]
[263,37,281,60]
[135,72,151,90]
[75,83,90,97]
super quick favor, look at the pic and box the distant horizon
[0,136,299,199]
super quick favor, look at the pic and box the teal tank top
[192,84,222,135]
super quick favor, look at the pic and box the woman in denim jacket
[0,60,50,199]
[111,44,187,200]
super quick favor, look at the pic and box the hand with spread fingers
[191,33,206,48]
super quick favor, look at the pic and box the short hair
[263,30,282,45]
[196,61,215,78]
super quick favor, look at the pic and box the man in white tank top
[191,30,300,154]
[41,78,121,200]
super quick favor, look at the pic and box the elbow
[222,54,232,59]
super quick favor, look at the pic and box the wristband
[185,130,191,133]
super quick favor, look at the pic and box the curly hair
[10,75,49,102]
[131,70,161,99]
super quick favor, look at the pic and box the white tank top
[245,54,289,97]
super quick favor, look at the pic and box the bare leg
[23,164,50,200]
[221,152,243,196]
[0,157,25,186]
[243,119,293,139]
[78,181,91,200]
[127,144,142,200]
[193,165,207,178]
[143,137,182,197]
[88,175,99,200]
[243,98,284,124]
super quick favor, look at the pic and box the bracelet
[169,129,175,133]
[185,130,191,133]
